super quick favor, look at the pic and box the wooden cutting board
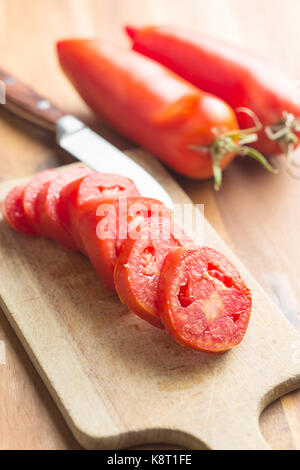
[0,149,300,450]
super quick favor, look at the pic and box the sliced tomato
[114,217,193,328]
[78,198,117,290]
[36,166,91,250]
[157,246,252,353]
[23,169,57,233]
[3,185,36,235]
[114,196,171,254]
[58,172,140,253]
[56,172,93,252]
[78,196,170,291]
[77,173,140,204]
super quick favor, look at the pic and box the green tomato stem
[240,146,278,174]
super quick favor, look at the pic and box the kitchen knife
[0,68,173,208]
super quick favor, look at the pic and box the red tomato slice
[77,173,140,204]
[78,197,170,291]
[23,169,57,232]
[114,217,193,328]
[3,185,36,236]
[58,172,140,254]
[36,166,91,250]
[56,172,93,252]
[114,196,171,254]
[157,246,252,353]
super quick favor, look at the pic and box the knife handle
[0,68,65,133]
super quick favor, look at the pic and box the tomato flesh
[4,185,36,236]
[23,169,57,233]
[114,217,193,328]
[4,167,252,355]
[158,246,252,352]
[77,173,139,205]
[58,172,140,254]
[36,166,91,250]
[114,196,171,254]
[78,197,170,291]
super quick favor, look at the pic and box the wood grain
[0,0,300,450]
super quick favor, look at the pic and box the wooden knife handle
[0,68,65,133]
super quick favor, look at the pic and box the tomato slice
[114,196,171,254]
[3,185,36,236]
[36,166,91,250]
[157,246,252,353]
[78,196,170,291]
[78,198,117,291]
[114,217,193,328]
[77,173,140,204]
[23,169,57,233]
[57,172,140,254]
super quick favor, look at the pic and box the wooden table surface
[0,0,300,450]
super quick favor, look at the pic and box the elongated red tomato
[57,172,139,253]
[36,165,91,250]
[78,197,170,291]
[23,169,57,233]
[3,185,36,236]
[157,246,252,353]
[114,217,193,328]
[57,39,273,189]
[126,25,300,157]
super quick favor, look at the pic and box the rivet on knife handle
[0,67,65,132]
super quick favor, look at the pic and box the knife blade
[56,115,173,208]
[0,68,173,208]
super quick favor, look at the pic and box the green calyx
[209,131,277,190]
[265,111,300,150]
[190,107,277,190]
[191,130,277,191]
